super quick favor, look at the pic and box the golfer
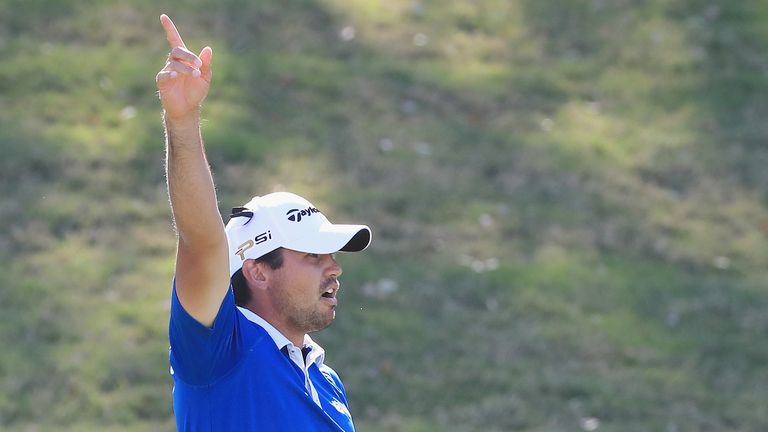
[156,14,371,431]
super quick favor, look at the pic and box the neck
[280,327,306,348]
[246,303,305,347]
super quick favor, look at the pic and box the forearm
[165,112,226,247]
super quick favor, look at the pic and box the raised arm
[157,14,229,327]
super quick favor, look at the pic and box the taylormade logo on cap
[224,192,372,276]
[286,206,320,222]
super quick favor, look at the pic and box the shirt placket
[285,345,321,406]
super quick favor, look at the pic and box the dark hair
[232,248,284,307]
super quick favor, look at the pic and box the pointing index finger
[160,14,186,49]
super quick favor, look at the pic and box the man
[156,14,372,431]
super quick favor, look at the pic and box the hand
[156,14,213,121]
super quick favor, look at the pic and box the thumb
[199,46,213,81]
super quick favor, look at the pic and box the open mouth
[321,283,338,299]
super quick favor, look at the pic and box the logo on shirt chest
[330,399,351,417]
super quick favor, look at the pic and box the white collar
[237,306,325,367]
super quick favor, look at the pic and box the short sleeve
[169,279,243,385]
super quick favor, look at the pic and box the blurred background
[1,0,768,431]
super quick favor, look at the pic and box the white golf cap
[225,192,372,276]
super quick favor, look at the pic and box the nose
[327,254,343,278]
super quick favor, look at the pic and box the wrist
[163,109,201,130]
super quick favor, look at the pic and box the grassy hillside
[1,0,768,431]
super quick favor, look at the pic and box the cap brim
[339,226,371,252]
[283,223,371,254]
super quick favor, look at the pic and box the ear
[241,259,269,291]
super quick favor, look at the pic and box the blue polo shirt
[169,282,356,431]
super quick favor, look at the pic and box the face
[267,249,343,335]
